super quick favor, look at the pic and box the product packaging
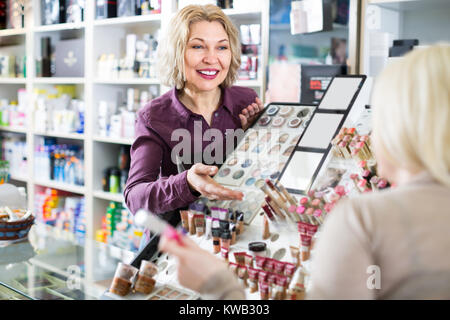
[247,267,260,293]
[109,262,138,296]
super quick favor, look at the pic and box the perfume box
[54,38,85,77]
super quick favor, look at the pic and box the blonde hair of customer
[371,43,450,187]
[158,4,241,90]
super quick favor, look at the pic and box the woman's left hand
[239,97,264,130]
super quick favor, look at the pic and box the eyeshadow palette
[215,105,315,190]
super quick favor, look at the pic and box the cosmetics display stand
[103,75,373,300]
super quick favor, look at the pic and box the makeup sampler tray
[197,75,367,226]
[204,103,317,225]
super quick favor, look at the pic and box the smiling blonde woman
[124,5,264,248]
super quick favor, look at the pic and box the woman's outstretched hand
[187,163,244,201]
[239,97,264,131]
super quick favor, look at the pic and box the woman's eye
[192,45,203,49]
[218,46,228,50]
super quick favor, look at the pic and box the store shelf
[0,28,27,37]
[221,8,262,20]
[93,14,161,27]
[34,131,85,140]
[0,78,27,84]
[33,77,85,84]
[9,174,29,183]
[236,79,262,87]
[93,190,124,203]
[33,22,86,33]
[94,78,160,85]
[0,125,27,134]
[93,136,134,145]
[34,180,85,195]
[369,0,450,11]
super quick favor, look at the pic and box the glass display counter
[0,223,136,300]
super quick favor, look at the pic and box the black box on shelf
[54,38,85,77]
[0,0,6,29]
[96,0,117,19]
[41,0,66,25]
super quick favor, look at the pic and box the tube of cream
[284,262,297,284]
[287,266,306,300]
[228,262,238,275]
[273,260,286,276]
[210,207,220,219]
[244,253,254,268]
[230,223,237,245]
[248,267,260,293]
[289,246,300,267]
[259,281,269,300]
[188,211,196,235]
[233,252,246,265]
[194,214,205,237]
[300,234,312,262]
[237,212,245,235]
[237,266,248,288]
[205,215,212,239]
[212,228,221,254]
[179,210,189,232]
[255,255,267,270]
[262,215,270,240]
[219,208,228,221]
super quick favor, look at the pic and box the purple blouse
[124,86,258,215]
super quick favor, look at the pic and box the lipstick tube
[262,204,276,221]
[370,176,379,191]
[277,183,297,206]
[350,173,361,193]
[358,179,371,192]
[377,178,388,189]
[265,195,286,220]
[265,179,287,203]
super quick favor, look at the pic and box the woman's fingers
[193,163,217,176]
[247,105,255,116]
[202,180,243,200]
[239,114,248,128]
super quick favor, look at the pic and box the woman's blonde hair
[371,43,450,186]
[157,4,241,90]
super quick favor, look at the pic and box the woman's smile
[197,68,220,79]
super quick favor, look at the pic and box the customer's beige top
[200,172,450,300]
[308,172,450,299]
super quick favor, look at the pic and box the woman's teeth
[198,70,218,76]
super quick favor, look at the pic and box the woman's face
[184,20,232,92]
